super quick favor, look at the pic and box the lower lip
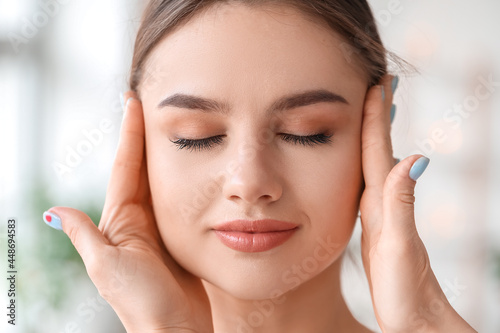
[214,229,297,253]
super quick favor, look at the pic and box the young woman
[43,0,477,332]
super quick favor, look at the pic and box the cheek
[146,144,212,226]
[309,160,361,241]
[289,128,362,242]
[144,125,229,277]
[144,123,206,249]
[146,144,215,272]
[145,115,213,215]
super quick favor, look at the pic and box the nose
[222,142,283,206]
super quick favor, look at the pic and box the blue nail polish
[43,211,63,231]
[381,86,385,101]
[391,76,399,93]
[409,156,430,181]
[390,104,396,123]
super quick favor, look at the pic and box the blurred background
[0,0,499,332]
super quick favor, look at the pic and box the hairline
[135,1,369,95]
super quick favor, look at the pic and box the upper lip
[213,219,299,233]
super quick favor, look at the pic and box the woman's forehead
[140,3,367,101]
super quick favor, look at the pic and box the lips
[213,219,299,253]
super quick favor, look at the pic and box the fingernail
[125,97,134,111]
[409,156,430,181]
[381,85,385,101]
[43,211,63,231]
[119,92,125,110]
[391,75,400,93]
[390,104,396,123]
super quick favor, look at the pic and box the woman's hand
[44,92,213,333]
[359,75,476,332]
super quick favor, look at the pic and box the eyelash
[171,133,333,151]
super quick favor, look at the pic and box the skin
[49,3,477,333]
[141,3,366,331]
[143,0,362,304]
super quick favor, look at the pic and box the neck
[202,256,372,333]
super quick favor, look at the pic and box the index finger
[104,92,149,208]
[361,75,396,190]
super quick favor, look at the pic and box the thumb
[382,155,430,240]
[43,207,109,264]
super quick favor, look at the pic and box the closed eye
[170,135,225,151]
[170,133,333,151]
[279,133,333,146]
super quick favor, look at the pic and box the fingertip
[380,74,397,98]
[45,206,109,259]
[47,206,97,231]
[388,155,430,183]
[364,84,385,110]
[409,156,430,181]
[121,91,141,112]
[375,74,393,89]
[43,210,63,231]
[125,97,135,111]
[125,96,144,116]
[366,75,395,104]
[44,206,79,233]
[122,90,137,101]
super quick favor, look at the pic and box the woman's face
[140,3,367,299]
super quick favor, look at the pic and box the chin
[198,243,345,301]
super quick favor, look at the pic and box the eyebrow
[157,89,349,114]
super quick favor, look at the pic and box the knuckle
[114,158,142,172]
[396,191,416,205]
[362,132,392,151]
[380,236,423,259]
[383,180,415,205]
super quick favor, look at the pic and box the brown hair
[130,0,388,92]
